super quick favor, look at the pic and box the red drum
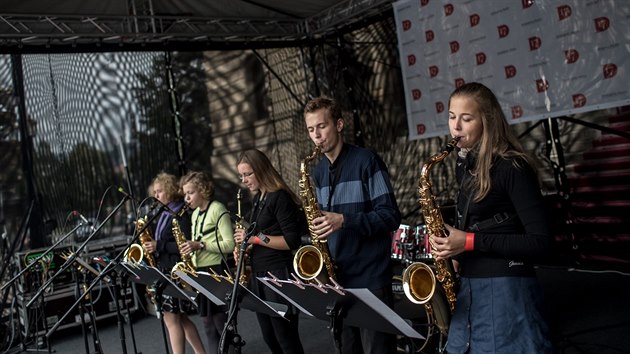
[413,224,433,259]
[391,224,411,260]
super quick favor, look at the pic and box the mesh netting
[2,18,455,245]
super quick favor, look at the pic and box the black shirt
[455,154,552,277]
[248,189,303,272]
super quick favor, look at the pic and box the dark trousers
[257,312,304,354]
[199,264,233,354]
[339,286,397,354]
[202,305,231,354]
[251,267,305,354]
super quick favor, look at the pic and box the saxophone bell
[293,245,326,282]
[123,243,145,264]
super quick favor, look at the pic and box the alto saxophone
[402,136,459,337]
[293,145,336,284]
[124,216,157,267]
[171,217,197,291]
[124,216,158,303]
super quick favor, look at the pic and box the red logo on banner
[470,14,480,27]
[498,25,510,38]
[426,30,435,42]
[436,102,445,113]
[528,36,542,50]
[455,78,465,88]
[572,94,586,107]
[412,89,422,100]
[417,124,426,135]
[594,17,610,32]
[420,0,430,6]
[450,41,460,53]
[511,106,523,119]
[522,0,534,9]
[603,63,617,79]
[408,55,416,66]
[402,20,412,31]
[505,65,517,78]
[476,52,487,65]
[444,4,454,16]
[536,79,549,92]
[557,5,572,20]
[564,49,579,64]
[429,66,439,77]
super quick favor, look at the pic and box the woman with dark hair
[143,172,205,354]
[179,171,235,354]
[233,149,305,354]
[429,82,554,353]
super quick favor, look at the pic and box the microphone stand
[219,224,257,354]
[118,136,142,354]
[1,220,85,293]
[26,196,130,309]
[45,203,166,352]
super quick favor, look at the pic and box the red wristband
[465,232,475,251]
[252,236,261,245]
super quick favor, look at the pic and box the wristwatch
[198,241,206,250]
[258,232,270,244]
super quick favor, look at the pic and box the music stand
[259,275,424,352]
[175,270,287,318]
[121,263,197,304]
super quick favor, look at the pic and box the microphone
[73,211,96,231]
[229,211,254,231]
[117,186,135,201]
[73,211,91,226]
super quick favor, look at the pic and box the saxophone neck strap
[468,212,515,232]
[193,202,218,240]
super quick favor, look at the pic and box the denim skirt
[446,276,553,354]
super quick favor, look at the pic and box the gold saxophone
[123,216,157,303]
[402,137,459,336]
[171,217,197,290]
[293,145,336,284]
[124,216,157,267]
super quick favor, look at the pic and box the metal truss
[0,0,394,52]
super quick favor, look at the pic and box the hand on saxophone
[233,228,247,244]
[180,240,200,255]
[430,224,466,260]
[143,240,156,253]
[311,211,344,239]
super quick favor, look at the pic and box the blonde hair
[179,171,215,201]
[152,172,184,202]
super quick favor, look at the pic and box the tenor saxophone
[402,137,459,336]
[292,145,336,284]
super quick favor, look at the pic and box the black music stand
[121,263,197,305]
[259,275,424,353]
[175,270,287,318]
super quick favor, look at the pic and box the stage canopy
[0,0,394,52]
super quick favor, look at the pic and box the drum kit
[391,224,432,264]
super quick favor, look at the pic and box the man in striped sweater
[303,96,401,354]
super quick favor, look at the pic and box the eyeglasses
[238,171,255,179]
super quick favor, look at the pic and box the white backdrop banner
[393,0,630,140]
